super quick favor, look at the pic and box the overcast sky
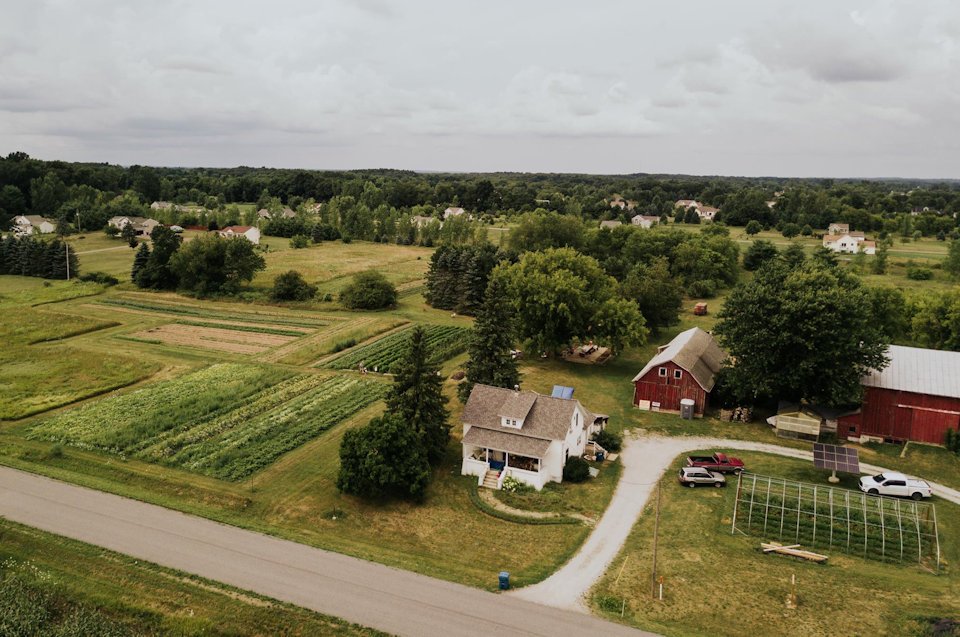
[2,1,958,177]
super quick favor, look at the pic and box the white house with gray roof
[461,384,608,490]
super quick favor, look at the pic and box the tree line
[0,235,77,279]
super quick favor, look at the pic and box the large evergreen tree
[386,325,450,465]
[459,276,521,402]
[135,225,181,289]
[131,242,150,282]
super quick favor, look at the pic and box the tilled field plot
[131,324,297,354]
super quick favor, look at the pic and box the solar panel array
[812,443,860,474]
[551,385,575,399]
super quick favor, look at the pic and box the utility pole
[65,242,70,280]
[76,211,81,233]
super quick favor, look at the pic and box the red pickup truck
[686,453,745,474]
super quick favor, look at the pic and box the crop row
[175,320,307,337]
[165,375,388,480]
[98,298,327,328]
[323,324,469,373]
[28,364,293,452]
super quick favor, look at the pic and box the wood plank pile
[761,542,829,563]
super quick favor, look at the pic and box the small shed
[771,405,822,441]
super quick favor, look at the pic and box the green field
[591,451,960,637]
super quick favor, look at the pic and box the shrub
[289,234,311,249]
[271,270,317,301]
[502,476,534,493]
[321,293,333,302]
[592,429,622,453]
[340,270,397,310]
[745,220,762,235]
[77,271,119,286]
[563,456,590,483]
[801,224,813,236]
[743,240,778,271]
[907,267,933,281]
[687,279,717,298]
[781,223,801,238]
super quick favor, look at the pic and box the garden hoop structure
[730,472,940,570]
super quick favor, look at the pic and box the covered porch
[461,427,551,491]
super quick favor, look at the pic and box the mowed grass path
[591,451,960,637]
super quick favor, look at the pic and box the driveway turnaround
[511,434,960,611]
[0,466,651,637]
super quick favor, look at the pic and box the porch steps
[481,469,500,489]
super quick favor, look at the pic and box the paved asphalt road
[0,466,653,637]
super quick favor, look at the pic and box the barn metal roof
[632,327,726,391]
[863,345,960,399]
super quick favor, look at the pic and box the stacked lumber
[761,542,829,563]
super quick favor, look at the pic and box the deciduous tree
[336,413,431,500]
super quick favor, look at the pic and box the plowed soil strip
[130,324,295,355]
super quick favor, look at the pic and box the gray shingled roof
[499,391,537,420]
[863,345,960,399]
[462,426,552,457]
[462,384,591,441]
[632,327,726,391]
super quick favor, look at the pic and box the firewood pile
[720,406,753,422]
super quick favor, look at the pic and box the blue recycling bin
[596,450,605,462]
[498,571,510,590]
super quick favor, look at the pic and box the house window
[658,367,667,377]
[673,369,683,380]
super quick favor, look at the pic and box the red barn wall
[633,361,708,415]
[845,387,960,444]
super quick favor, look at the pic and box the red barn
[841,345,960,444]
[632,327,725,416]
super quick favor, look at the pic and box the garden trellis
[731,473,940,570]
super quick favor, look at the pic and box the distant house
[108,216,161,236]
[444,206,466,220]
[599,220,623,229]
[218,225,261,244]
[765,200,777,209]
[150,201,175,211]
[281,207,297,219]
[675,199,700,211]
[609,195,636,211]
[631,215,660,229]
[461,384,608,491]
[410,215,437,229]
[257,208,272,220]
[822,233,875,255]
[632,327,725,416]
[697,205,719,221]
[13,215,56,236]
[841,345,960,445]
[828,223,850,235]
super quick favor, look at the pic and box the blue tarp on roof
[551,385,575,399]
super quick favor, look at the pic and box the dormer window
[502,417,522,429]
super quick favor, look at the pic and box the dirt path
[510,433,960,612]
[478,489,595,525]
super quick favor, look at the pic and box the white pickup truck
[859,472,932,500]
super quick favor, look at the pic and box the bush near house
[563,457,591,483]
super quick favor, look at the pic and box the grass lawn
[590,450,960,637]
[0,518,383,636]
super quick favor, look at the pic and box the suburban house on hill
[609,195,636,211]
[599,220,623,229]
[632,327,725,416]
[410,214,437,229]
[461,384,608,490]
[631,215,660,229]
[822,232,875,254]
[108,216,161,236]
[218,225,261,244]
[443,206,466,220]
[12,215,56,236]
[697,205,719,221]
[675,199,700,211]
[828,222,850,235]
[840,345,960,445]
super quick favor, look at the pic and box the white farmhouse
[12,215,56,236]
[443,206,466,220]
[822,232,876,255]
[460,384,608,491]
[828,222,850,235]
[697,205,719,221]
[218,225,261,244]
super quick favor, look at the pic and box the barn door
[893,407,913,440]
[910,409,960,445]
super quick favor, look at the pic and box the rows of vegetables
[29,364,386,481]
[322,324,469,373]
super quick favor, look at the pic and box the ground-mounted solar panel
[812,442,860,475]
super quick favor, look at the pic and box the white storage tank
[680,398,695,420]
